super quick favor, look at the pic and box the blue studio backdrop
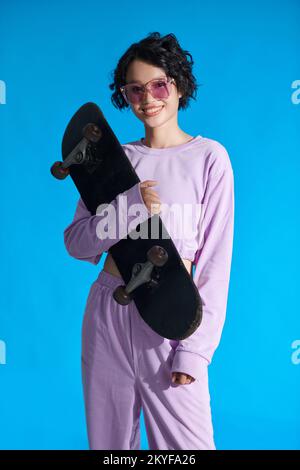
[0,0,299,450]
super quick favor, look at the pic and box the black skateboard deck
[51,102,202,340]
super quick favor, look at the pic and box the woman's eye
[155,81,166,88]
[131,86,143,93]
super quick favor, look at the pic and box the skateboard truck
[50,123,102,179]
[113,245,168,306]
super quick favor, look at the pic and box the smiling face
[125,60,182,129]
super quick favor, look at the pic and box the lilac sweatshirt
[64,135,235,381]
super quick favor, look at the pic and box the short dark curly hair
[109,32,199,111]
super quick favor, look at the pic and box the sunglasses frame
[120,76,175,105]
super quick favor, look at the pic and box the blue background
[0,0,299,450]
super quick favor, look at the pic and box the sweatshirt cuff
[171,350,209,381]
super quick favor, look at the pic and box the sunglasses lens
[125,85,144,104]
[150,80,170,99]
[124,79,171,104]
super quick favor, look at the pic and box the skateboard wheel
[83,123,102,143]
[113,285,132,306]
[147,245,168,267]
[50,161,70,180]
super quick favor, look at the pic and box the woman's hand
[139,180,161,215]
[171,372,195,385]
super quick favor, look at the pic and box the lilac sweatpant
[81,270,215,450]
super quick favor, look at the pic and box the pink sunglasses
[120,76,175,105]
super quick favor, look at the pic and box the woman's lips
[142,106,164,117]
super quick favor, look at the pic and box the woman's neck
[142,131,195,149]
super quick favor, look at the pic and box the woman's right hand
[139,180,161,215]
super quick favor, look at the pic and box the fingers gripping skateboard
[113,246,168,306]
[50,123,102,179]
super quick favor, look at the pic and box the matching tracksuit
[63,135,235,450]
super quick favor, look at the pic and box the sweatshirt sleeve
[171,161,235,381]
[63,182,150,265]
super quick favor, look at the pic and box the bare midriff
[103,252,192,277]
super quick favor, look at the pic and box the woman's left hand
[171,372,195,385]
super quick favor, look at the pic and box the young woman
[64,32,234,450]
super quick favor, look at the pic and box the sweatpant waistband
[95,269,124,289]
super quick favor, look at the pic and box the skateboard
[51,102,202,340]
